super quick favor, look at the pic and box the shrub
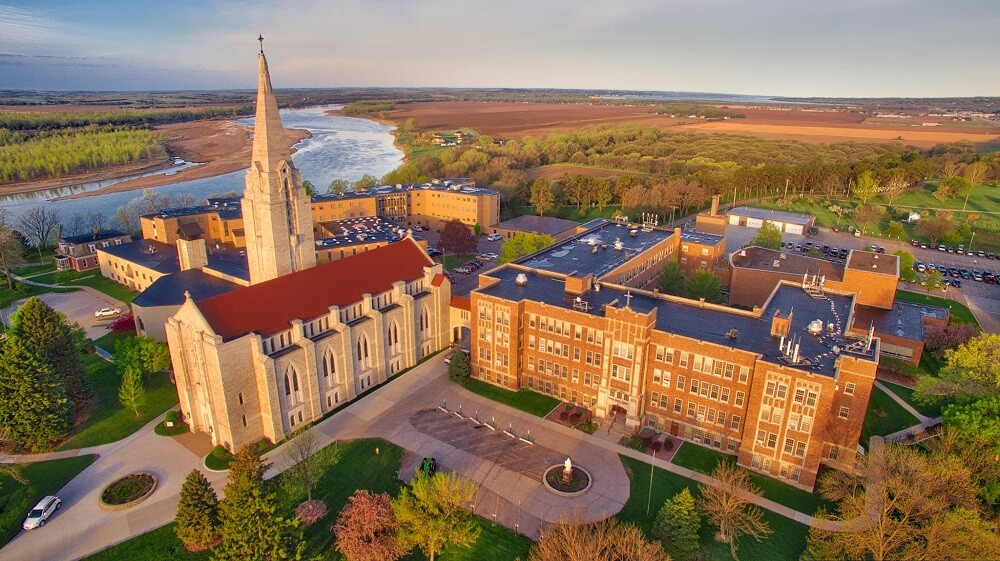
[101,473,155,505]
[559,411,569,421]
[294,499,327,526]
[0,485,36,545]
[622,434,646,452]
[165,410,181,424]
[881,357,921,380]
[664,438,674,451]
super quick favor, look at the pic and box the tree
[658,260,685,295]
[392,471,480,561]
[118,363,146,419]
[0,336,72,452]
[529,516,669,561]
[853,203,885,235]
[0,225,25,289]
[138,336,171,374]
[437,220,477,257]
[529,178,555,216]
[747,221,782,250]
[113,204,141,235]
[697,461,771,560]
[65,212,87,237]
[885,221,905,240]
[893,250,916,283]
[9,297,88,402]
[215,447,304,561]
[353,174,379,191]
[175,469,221,551]
[935,176,970,202]
[914,216,954,246]
[86,211,108,232]
[594,178,614,211]
[942,396,1000,456]
[447,350,471,385]
[916,333,1000,402]
[964,161,988,187]
[381,163,426,186]
[815,442,998,561]
[498,232,555,264]
[283,426,321,502]
[301,180,317,197]
[924,323,979,358]
[924,268,946,294]
[333,490,403,561]
[852,170,879,204]
[652,488,701,561]
[682,270,724,303]
[15,206,60,259]
[882,170,909,205]
[328,178,350,194]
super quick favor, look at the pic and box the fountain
[543,456,592,497]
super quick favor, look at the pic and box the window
[721,387,730,403]
[784,438,795,454]
[739,367,749,383]
[767,433,778,449]
[730,415,740,430]
[795,442,806,458]
[806,391,818,407]
[687,403,696,417]
[844,382,856,396]
[838,406,850,420]
[674,398,682,413]
[735,391,745,407]
[690,379,699,394]
[794,388,805,404]
[651,392,659,406]
[765,381,776,396]
[776,384,788,400]
[323,350,336,381]
[710,384,719,400]
[679,353,689,368]
[677,375,686,391]
[829,446,840,461]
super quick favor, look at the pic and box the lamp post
[970,231,976,252]
[646,447,657,516]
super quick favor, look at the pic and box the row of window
[648,392,743,432]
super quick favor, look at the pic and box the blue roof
[99,240,180,274]
[132,269,239,308]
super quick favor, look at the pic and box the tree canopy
[657,260,685,295]
[916,333,1000,402]
[392,471,479,561]
[682,269,725,303]
[498,232,555,264]
[437,220,477,256]
[747,221,782,250]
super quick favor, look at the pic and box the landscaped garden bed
[99,472,157,511]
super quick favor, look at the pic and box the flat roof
[845,250,899,277]
[477,266,873,377]
[680,230,725,247]
[204,245,250,281]
[142,197,243,221]
[99,240,181,274]
[730,246,845,282]
[853,301,949,342]
[132,269,238,308]
[494,215,581,236]
[315,216,409,249]
[61,230,126,245]
[312,178,498,203]
[515,220,672,279]
[729,206,813,225]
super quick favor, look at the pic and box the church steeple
[241,38,316,285]
[251,46,292,174]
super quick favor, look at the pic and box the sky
[1,0,998,97]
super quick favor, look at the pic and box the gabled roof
[196,238,433,340]
[61,230,126,245]
[132,269,238,308]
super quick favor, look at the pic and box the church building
[164,44,451,451]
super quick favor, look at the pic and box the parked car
[951,279,963,288]
[22,496,60,530]
[94,307,122,318]
[427,248,442,257]
[487,233,502,242]
[838,248,849,259]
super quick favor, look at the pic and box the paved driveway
[1,291,123,341]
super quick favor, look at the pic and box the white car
[486,233,501,242]
[22,496,60,530]
[94,307,122,318]
[444,349,470,364]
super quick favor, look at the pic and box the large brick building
[470,266,878,490]
[161,47,452,451]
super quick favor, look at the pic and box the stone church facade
[164,47,451,451]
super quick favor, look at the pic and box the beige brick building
[162,48,451,451]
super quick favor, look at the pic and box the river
[0,105,403,222]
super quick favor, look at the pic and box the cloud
[0,5,69,53]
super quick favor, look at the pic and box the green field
[461,379,561,417]
[670,444,835,515]
[880,380,945,418]
[617,455,809,561]
[861,385,919,445]
[31,269,138,304]
[0,455,97,547]
[56,352,178,451]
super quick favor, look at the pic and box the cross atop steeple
[258,34,264,53]
[624,291,633,309]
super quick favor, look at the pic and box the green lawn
[893,290,980,327]
[0,282,74,309]
[11,260,56,277]
[56,352,178,451]
[83,523,209,561]
[31,269,138,303]
[84,438,532,561]
[880,380,946,418]
[0,455,97,547]
[441,253,477,272]
[462,379,561,417]
[670,444,835,515]
[92,331,134,354]
[617,455,809,561]
[861,386,919,445]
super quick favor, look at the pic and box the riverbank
[1,119,310,201]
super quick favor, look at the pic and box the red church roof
[196,238,433,340]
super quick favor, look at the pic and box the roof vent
[772,260,780,268]
[515,273,528,286]
[807,319,824,335]
[726,328,738,339]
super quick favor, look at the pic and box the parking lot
[0,290,123,340]
[422,230,505,297]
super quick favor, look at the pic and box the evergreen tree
[0,337,72,451]
[214,447,304,561]
[652,488,701,561]
[9,296,88,402]
[392,472,480,561]
[175,469,221,551]
[658,260,685,295]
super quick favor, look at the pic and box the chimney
[176,238,208,271]
[710,195,720,217]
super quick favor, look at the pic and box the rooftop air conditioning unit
[515,273,528,286]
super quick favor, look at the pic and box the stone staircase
[594,414,631,445]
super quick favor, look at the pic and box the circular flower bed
[99,472,157,511]
[542,465,592,497]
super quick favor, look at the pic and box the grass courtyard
[83,438,533,561]
[880,380,946,419]
[30,268,138,304]
[860,385,919,445]
[461,379,561,417]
